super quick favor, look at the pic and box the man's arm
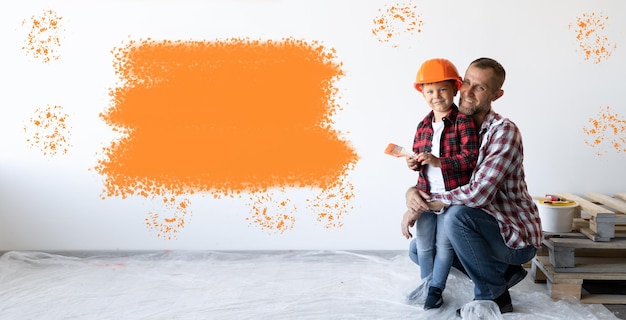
[406,187,446,211]
[432,119,522,207]
[401,187,446,238]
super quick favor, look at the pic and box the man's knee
[443,205,465,231]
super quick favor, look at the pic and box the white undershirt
[426,120,445,194]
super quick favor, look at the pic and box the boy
[404,58,478,310]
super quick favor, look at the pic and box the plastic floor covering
[0,250,619,320]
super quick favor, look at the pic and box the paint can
[536,200,581,233]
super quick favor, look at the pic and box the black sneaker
[493,289,513,313]
[504,265,528,289]
[423,286,443,310]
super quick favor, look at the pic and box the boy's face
[421,81,457,113]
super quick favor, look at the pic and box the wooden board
[532,255,626,304]
[542,234,626,269]
[548,236,626,250]
[585,193,626,216]
[539,192,626,241]
[573,218,626,238]
[555,192,614,217]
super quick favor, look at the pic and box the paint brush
[384,143,415,158]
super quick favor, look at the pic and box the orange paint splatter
[24,104,72,156]
[569,12,616,64]
[246,190,296,234]
[583,106,626,156]
[145,195,191,240]
[372,1,423,48]
[97,37,358,236]
[21,9,64,63]
[90,262,126,269]
[307,177,355,229]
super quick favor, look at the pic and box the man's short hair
[470,57,506,91]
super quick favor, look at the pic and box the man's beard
[458,100,479,116]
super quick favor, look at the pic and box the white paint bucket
[536,200,580,233]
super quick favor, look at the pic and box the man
[401,57,542,315]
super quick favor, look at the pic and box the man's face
[458,65,502,116]
[421,81,457,114]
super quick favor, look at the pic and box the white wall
[1,0,625,251]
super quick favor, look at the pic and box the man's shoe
[493,289,513,313]
[423,286,443,310]
[504,265,528,289]
[455,290,513,317]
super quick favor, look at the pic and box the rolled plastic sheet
[0,250,617,319]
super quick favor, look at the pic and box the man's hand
[401,209,420,239]
[402,187,430,239]
[402,187,448,238]
[407,187,447,212]
[406,187,431,213]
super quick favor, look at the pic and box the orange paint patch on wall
[24,104,72,157]
[372,1,423,48]
[21,9,64,63]
[569,12,616,64]
[97,37,358,235]
[583,106,626,156]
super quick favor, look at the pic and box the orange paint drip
[569,12,616,64]
[24,104,72,156]
[583,106,626,156]
[144,195,191,240]
[372,1,423,48]
[98,37,358,235]
[21,9,64,63]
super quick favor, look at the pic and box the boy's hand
[416,152,441,168]
[406,155,420,171]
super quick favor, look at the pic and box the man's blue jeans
[412,210,454,290]
[443,205,537,300]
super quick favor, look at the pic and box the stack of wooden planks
[531,192,626,304]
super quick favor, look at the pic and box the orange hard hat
[414,58,462,92]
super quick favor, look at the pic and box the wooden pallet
[532,255,626,304]
[554,192,626,241]
[540,233,626,270]
[532,220,626,304]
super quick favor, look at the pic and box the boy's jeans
[412,210,453,290]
